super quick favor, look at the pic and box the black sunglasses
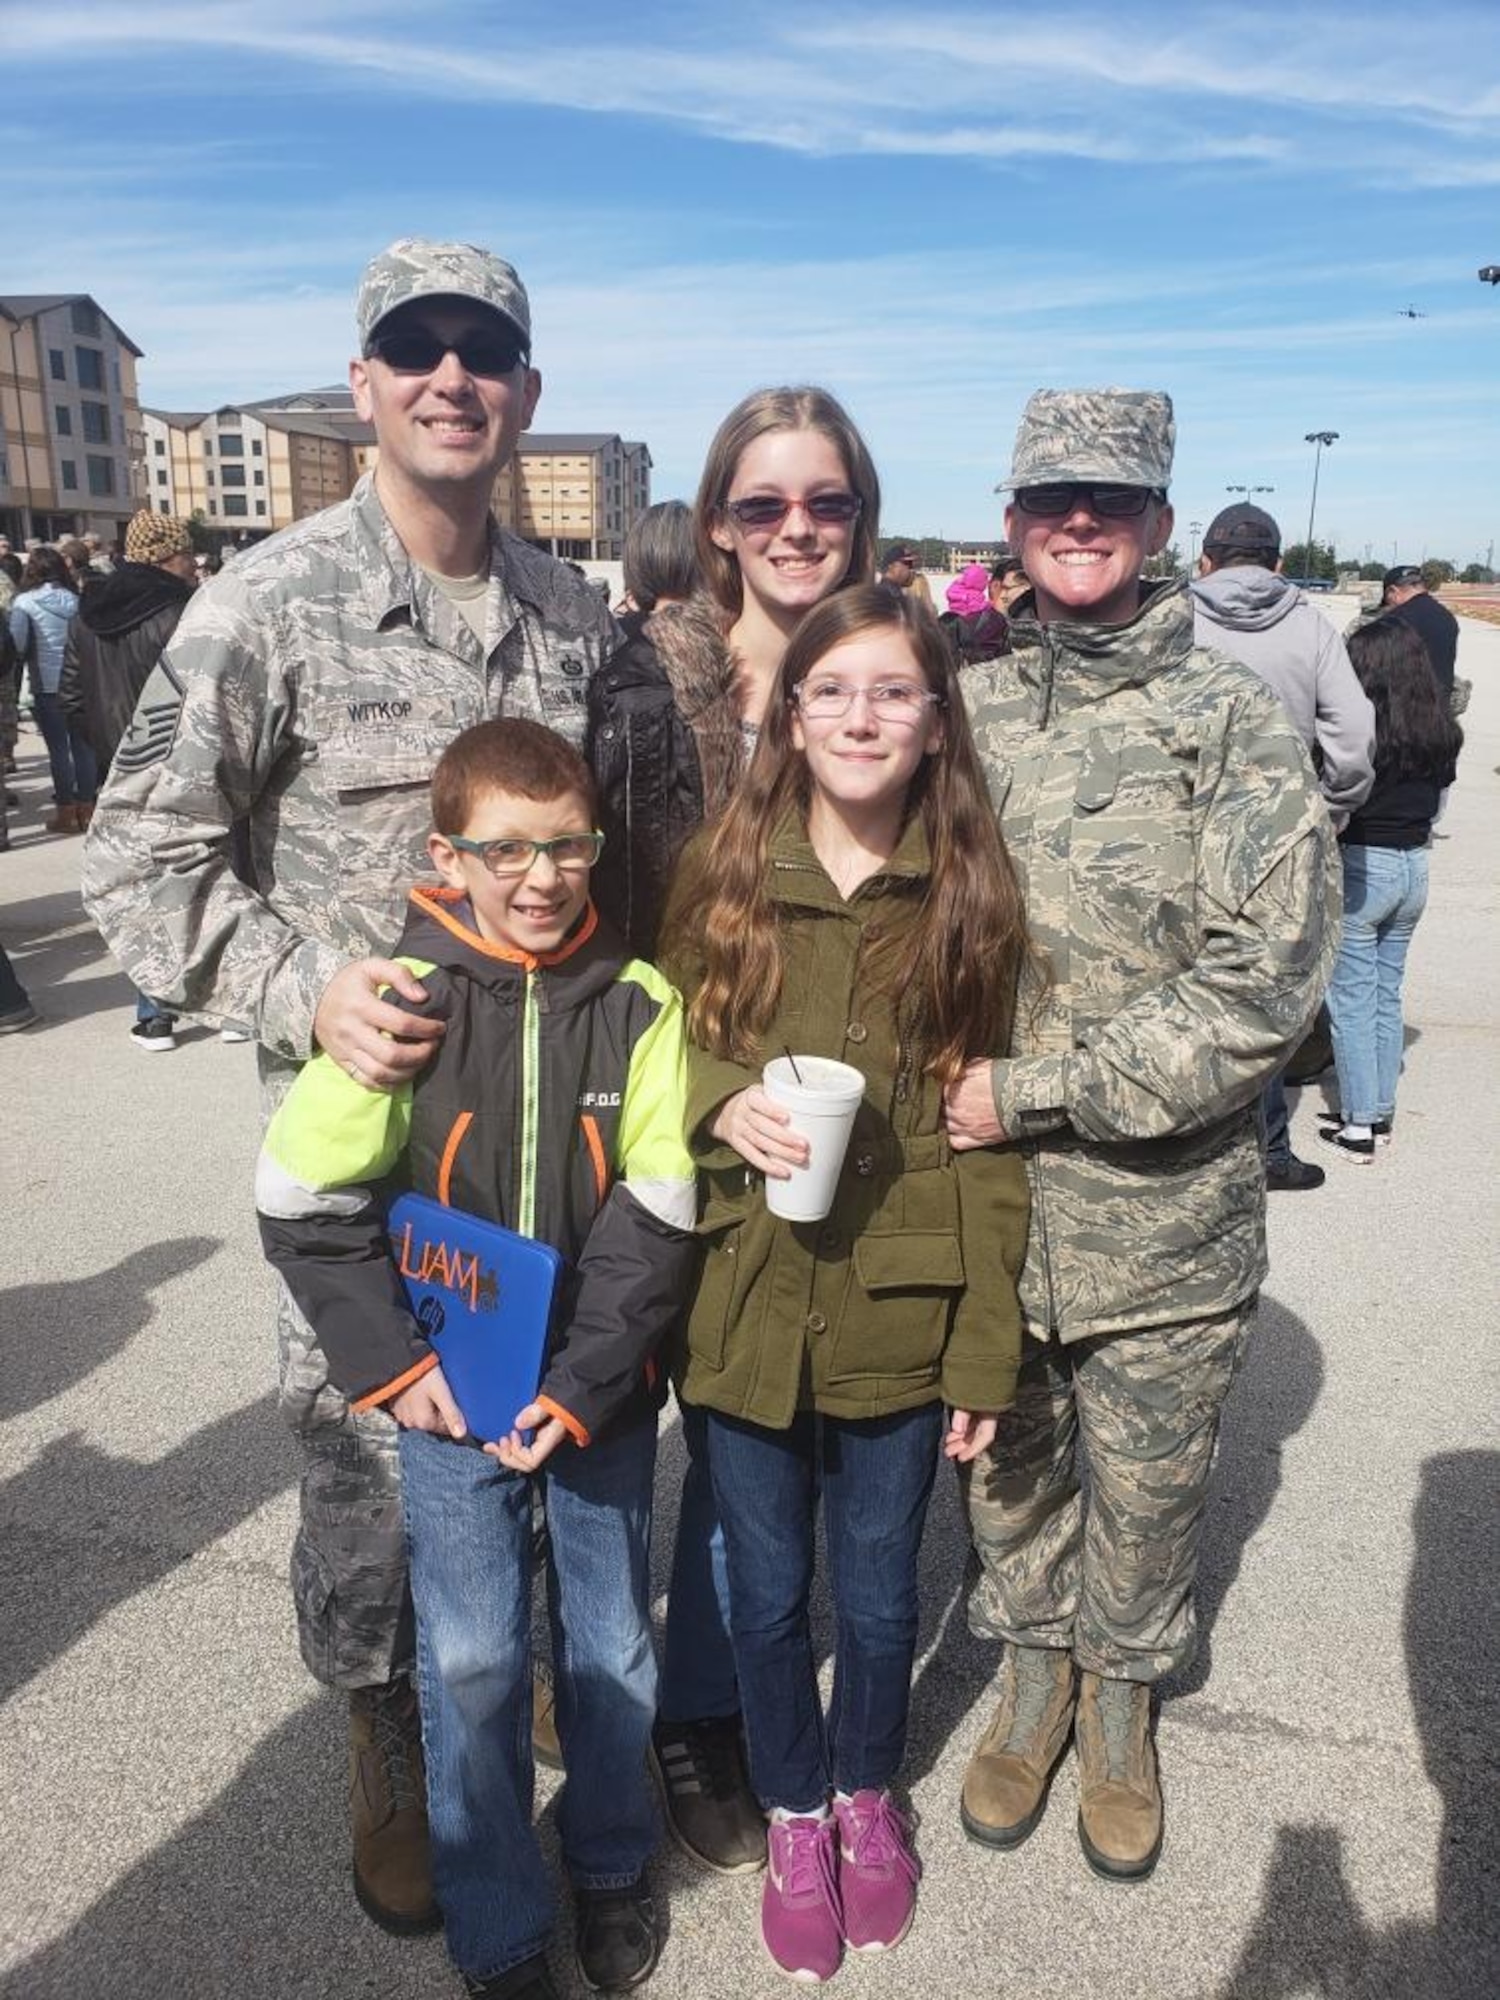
[365,327,529,379]
[1013,483,1162,519]
[723,492,863,532]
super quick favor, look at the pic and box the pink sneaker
[762,1814,842,1984]
[834,1790,920,1954]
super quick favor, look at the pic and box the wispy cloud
[9,3,1499,182]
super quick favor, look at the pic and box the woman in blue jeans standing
[1321,617,1462,1163]
[8,548,95,833]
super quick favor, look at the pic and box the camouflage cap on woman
[997,388,1175,492]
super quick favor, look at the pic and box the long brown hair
[693,385,880,620]
[669,586,1028,1085]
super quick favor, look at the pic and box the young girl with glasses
[588,385,883,1878]
[659,584,1030,1983]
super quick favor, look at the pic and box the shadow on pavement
[0,1236,222,1423]
[1166,1293,1324,1699]
[1217,1448,1500,2000]
[0,1695,449,2000]
[0,1392,295,1705]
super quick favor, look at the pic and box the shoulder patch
[112,659,186,774]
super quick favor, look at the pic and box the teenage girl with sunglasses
[588,387,884,1876]
[660,584,1030,1982]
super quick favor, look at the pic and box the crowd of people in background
[0,234,1475,2000]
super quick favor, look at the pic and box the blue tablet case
[388,1191,562,1443]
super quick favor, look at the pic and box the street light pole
[1303,431,1338,580]
[1188,520,1203,571]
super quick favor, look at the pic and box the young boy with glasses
[256,717,696,2000]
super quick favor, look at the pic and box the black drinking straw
[783,1046,805,1085]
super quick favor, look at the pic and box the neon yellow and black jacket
[256,884,696,1446]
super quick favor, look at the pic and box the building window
[75,347,105,391]
[49,348,67,382]
[82,401,111,444]
[61,459,79,491]
[154,438,166,457]
[156,469,168,486]
[71,300,101,337]
[255,501,266,516]
[253,470,264,486]
[223,495,249,517]
[207,470,215,486]
[86,454,116,497]
[55,405,73,436]
[218,432,244,456]
[251,439,263,457]
[220,464,246,487]
[159,500,171,515]
[203,438,213,455]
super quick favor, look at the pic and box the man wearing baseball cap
[1379,563,1460,704]
[83,241,617,1941]
[946,390,1339,1882]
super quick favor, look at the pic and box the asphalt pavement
[2,605,1496,2000]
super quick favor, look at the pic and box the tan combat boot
[960,1646,1076,1848]
[348,1678,441,1935]
[1074,1671,1163,1880]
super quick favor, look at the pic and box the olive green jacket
[961,581,1341,1342]
[660,813,1029,1430]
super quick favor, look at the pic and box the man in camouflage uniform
[944,389,1339,1881]
[82,239,617,1935]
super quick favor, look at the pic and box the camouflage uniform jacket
[81,474,617,1062]
[962,580,1340,1342]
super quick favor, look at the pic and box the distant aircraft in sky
[1395,305,1428,319]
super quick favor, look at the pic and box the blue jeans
[659,1397,739,1723]
[30,691,98,807]
[135,990,177,1025]
[704,1403,943,1813]
[1327,844,1430,1126]
[399,1421,659,1982]
[1258,1070,1291,1168]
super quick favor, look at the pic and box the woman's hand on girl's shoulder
[710,1086,810,1178]
[944,1409,999,1462]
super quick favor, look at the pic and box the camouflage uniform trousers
[278,1281,414,1692]
[960,1302,1253,1682]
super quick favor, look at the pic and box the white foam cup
[761,1055,867,1223]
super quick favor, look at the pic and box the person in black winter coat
[61,510,198,1048]
[61,510,198,771]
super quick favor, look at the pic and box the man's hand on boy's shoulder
[315,957,445,1089]
[485,1403,569,1476]
[389,1363,468,1438]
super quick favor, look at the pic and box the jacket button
[854,1153,875,1177]
[845,1021,868,1044]
[724,1243,737,1258]
[599,725,616,741]
[806,1311,828,1334]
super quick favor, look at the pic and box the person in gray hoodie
[1191,502,1375,1191]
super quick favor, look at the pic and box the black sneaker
[0,1004,39,1034]
[130,1016,178,1052]
[1266,1153,1326,1191]
[463,1957,561,2000]
[1318,1125,1376,1164]
[652,1714,766,1875]
[1318,1110,1392,1147]
[574,1877,659,1993]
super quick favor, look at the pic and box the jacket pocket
[687,1198,766,1373]
[830,1229,966,1383]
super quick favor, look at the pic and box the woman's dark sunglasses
[365,328,529,379]
[724,492,863,532]
[1013,484,1161,518]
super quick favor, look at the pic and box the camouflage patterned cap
[356,238,531,351]
[997,388,1175,492]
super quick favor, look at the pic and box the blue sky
[8,1,1499,562]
